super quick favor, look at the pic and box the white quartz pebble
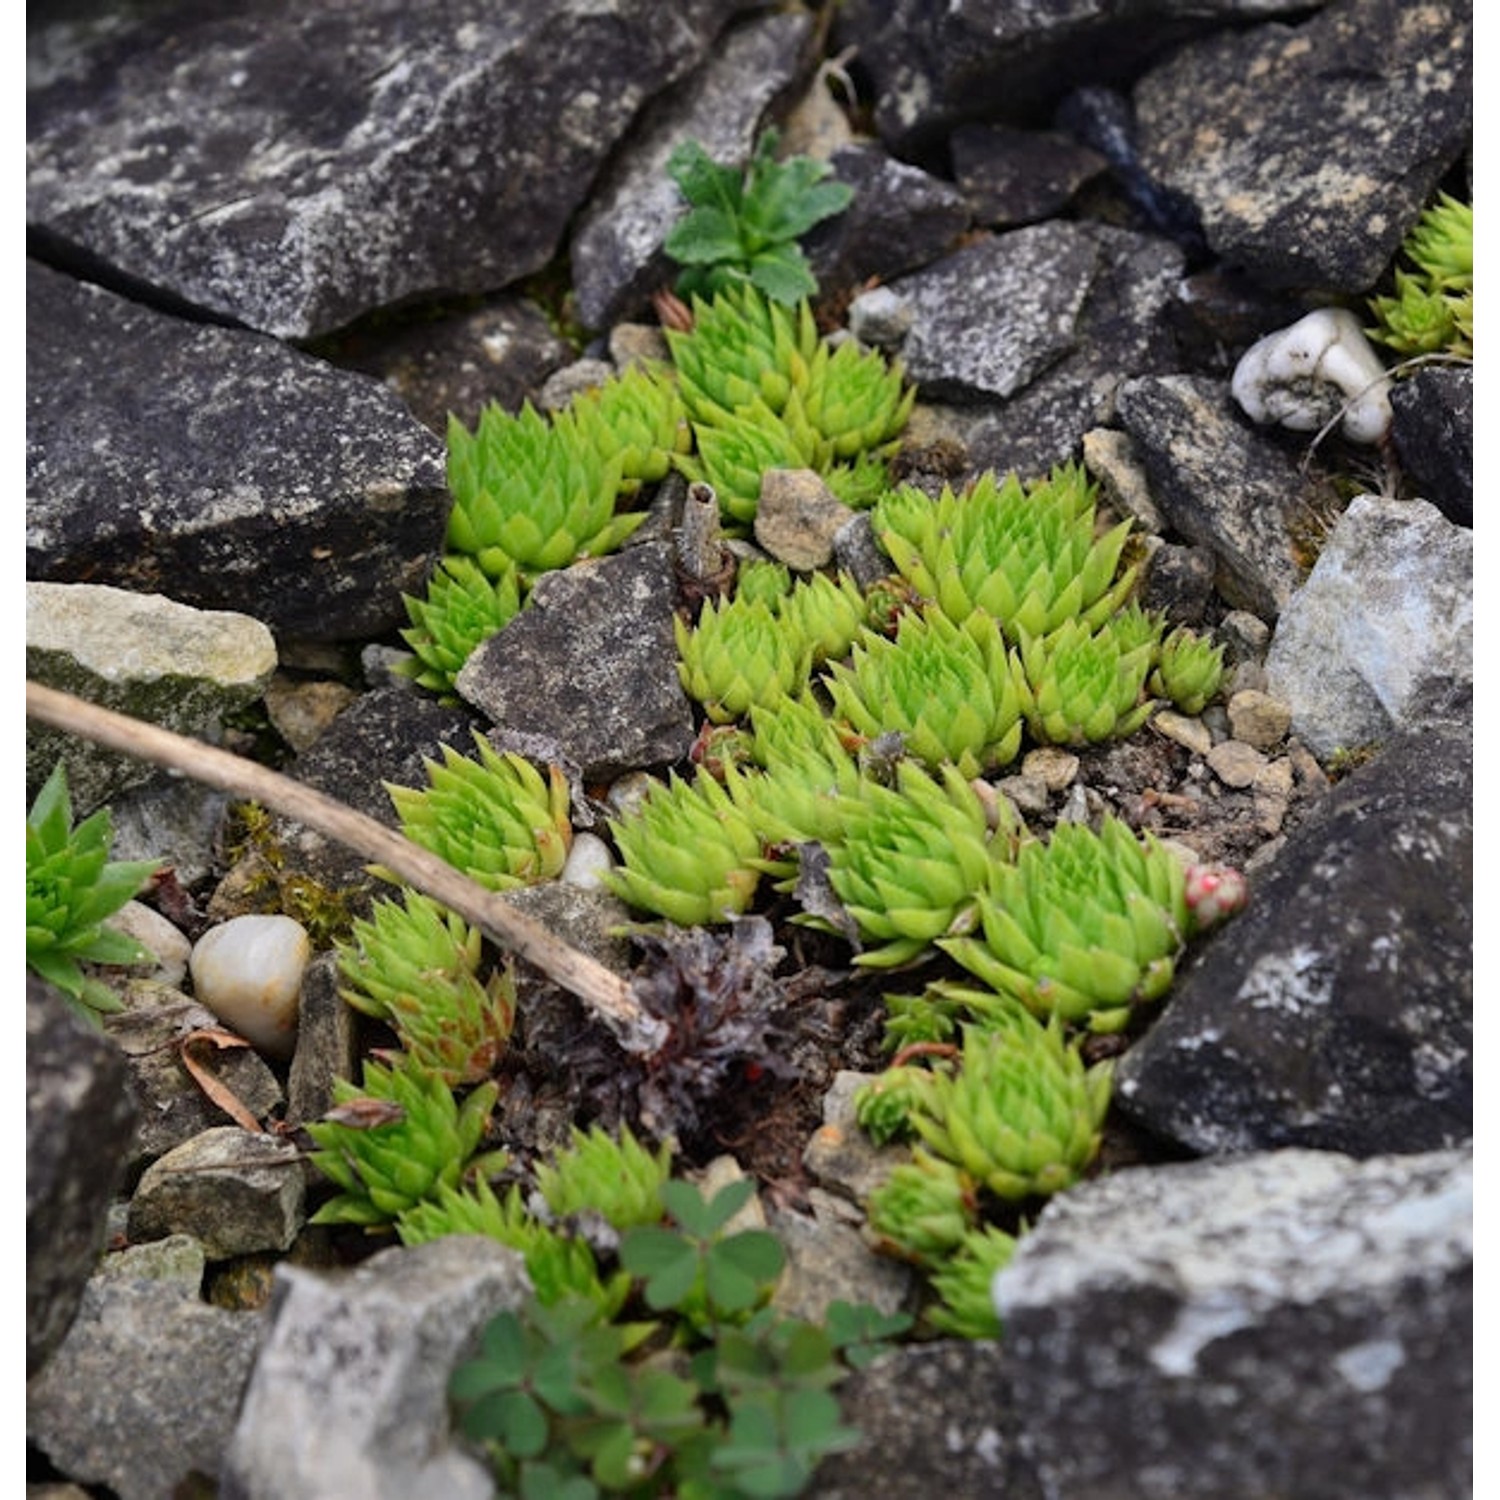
[188,914,310,1060]
[560,831,616,891]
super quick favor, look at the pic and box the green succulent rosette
[864,1146,975,1265]
[569,362,691,492]
[533,1123,673,1232]
[397,554,523,699]
[822,606,1023,777]
[602,767,763,926]
[1010,615,1158,746]
[853,1065,932,1146]
[904,1011,1112,1200]
[445,400,644,579]
[1149,624,1225,716]
[873,464,1137,639]
[664,284,820,425]
[796,336,915,461]
[398,1177,632,1316]
[782,569,867,666]
[385,733,572,891]
[675,593,810,723]
[307,1056,502,1226]
[26,762,161,1024]
[927,1224,1017,1340]
[735,558,794,609]
[336,889,516,1087]
[940,815,1189,1032]
[823,760,1021,969]
[1368,193,1472,360]
[674,395,824,528]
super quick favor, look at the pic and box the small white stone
[560,831,615,891]
[188,914,309,1060]
[1230,307,1392,445]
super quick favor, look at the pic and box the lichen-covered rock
[26,264,449,642]
[26,976,140,1378]
[1264,496,1473,760]
[1136,0,1472,292]
[1116,717,1471,1158]
[26,579,277,814]
[456,541,697,780]
[993,1146,1472,1500]
[27,0,755,338]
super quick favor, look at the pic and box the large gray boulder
[28,0,756,338]
[26,262,449,641]
[1116,717,1472,1159]
[994,1146,1472,1500]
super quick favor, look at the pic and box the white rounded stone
[188,914,310,1060]
[105,899,192,989]
[560,831,615,891]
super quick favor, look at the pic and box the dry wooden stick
[26,679,668,1055]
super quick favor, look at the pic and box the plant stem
[26,679,668,1055]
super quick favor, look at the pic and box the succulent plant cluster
[396,554,522,700]
[446,400,648,582]
[941,815,1190,1033]
[26,762,160,1024]
[306,1055,503,1227]
[1367,192,1473,361]
[385,732,572,892]
[667,281,914,526]
[336,888,516,1087]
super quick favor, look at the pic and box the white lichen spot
[1148,1294,1254,1377]
[1238,944,1331,1013]
[1333,1337,1404,1392]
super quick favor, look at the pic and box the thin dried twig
[26,679,668,1055]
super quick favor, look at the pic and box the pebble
[105,899,192,990]
[188,914,310,1060]
[753,468,854,572]
[1151,710,1214,757]
[1227,689,1293,751]
[560,831,615,890]
[1205,739,1268,789]
[1021,745,1081,792]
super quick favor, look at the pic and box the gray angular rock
[993,1146,1472,1500]
[26,580,277,814]
[832,0,1315,157]
[1264,496,1472,760]
[26,977,140,1378]
[813,1340,1044,1500]
[1114,373,1320,619]
[286,953,363,1129]
[456,541,696,779]
[919,224,1184,478]
[1390,366,1473,528]
[887,225,1099,403]
[26,263,449,641]
[950,122,1107,227]
[221,1237,532,1500]
[27,1270,264,1500]
[1136,0,1472,292]
[801,142,972,296]
[570,9,816,331]
[28,0,752,338]
[1115,719,1471,1158]
[127,1126,306,1259]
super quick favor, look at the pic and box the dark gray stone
[814,1340,1044,1500]
[994,1147,1472,1500]
[26,977,140,1378]
[286,953,363,1129]
[915,224,1183,480]
[27,1271,264,1500]
[456,541,696,780]
[28,0,753,338]
[1116,718,1472,1158]
[950,122,1108,227]
[801,143,972,298]
[318,294,577,438]
[831,0,1313,158]
[221,1237,531,1500]
[1136,0,1472,293]
[1391,366,1473,528]
[1115,374,1321,620]
[569,9,816,331]
[26,262,449,641]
